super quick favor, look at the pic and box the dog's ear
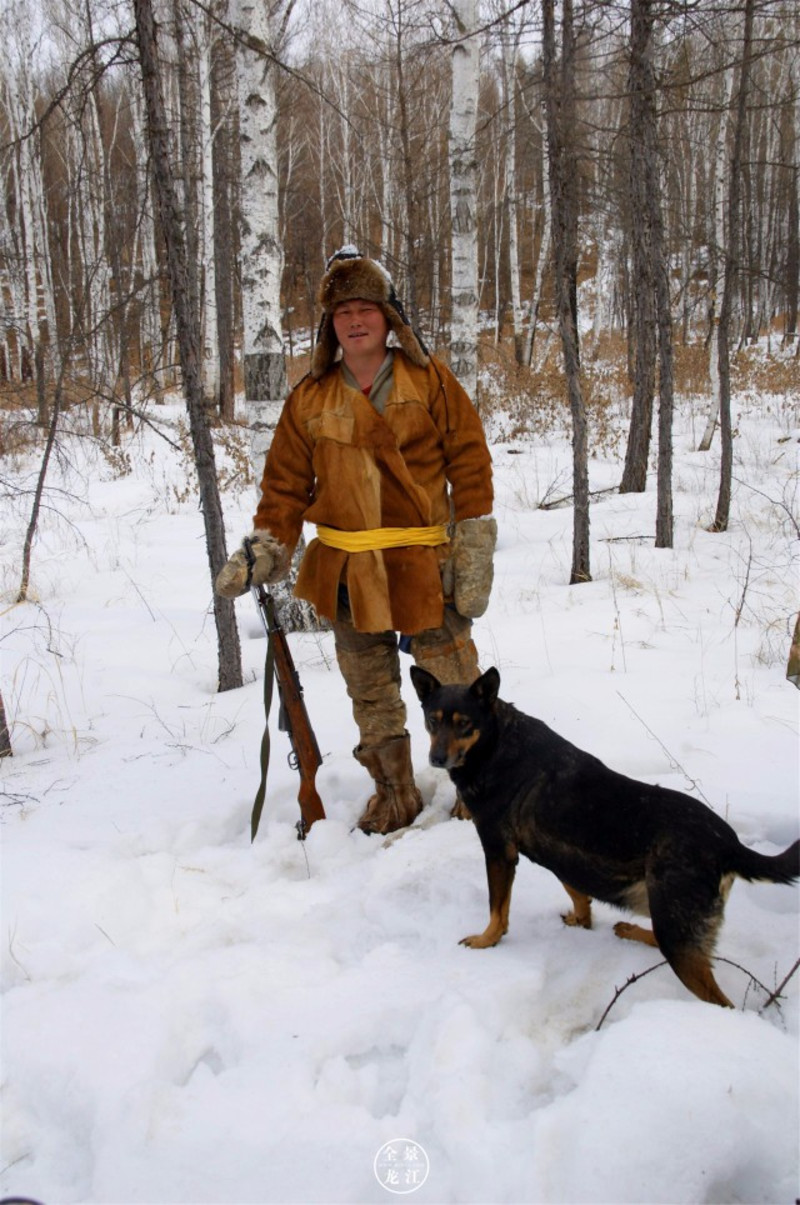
[470,666,500,706]
[410,665,441,702]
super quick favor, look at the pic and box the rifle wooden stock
[251,584,325,839]
[270,619,326,833]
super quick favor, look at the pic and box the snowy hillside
[2,385,798,1204]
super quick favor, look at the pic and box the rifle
[248,577,326,842]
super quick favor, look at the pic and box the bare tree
[698,68,734,452]
[622,0,674,546]
[0,689,11,757]
[133,0,243,691]
[542,0,590,584]
[711,0,756,534]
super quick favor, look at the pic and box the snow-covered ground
[2,384,798,1204]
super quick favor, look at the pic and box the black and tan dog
[410,665,800,1007]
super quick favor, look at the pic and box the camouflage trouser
[332,594,481,747]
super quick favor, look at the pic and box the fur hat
[310,247,429,379]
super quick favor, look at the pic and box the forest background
[1,0,799,697]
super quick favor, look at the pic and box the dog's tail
[733,838,800,885]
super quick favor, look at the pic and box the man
[217,248,496,834]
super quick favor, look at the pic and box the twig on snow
[759,956,800,1015]
[538,485,618,512]
[596,960,668,1029]
[596,954,787,1030]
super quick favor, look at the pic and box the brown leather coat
[253,352,493,634]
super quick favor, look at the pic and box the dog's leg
[561,882,593,929]
[647,864,734,1008]
[616,919,732,1005]
[614,921,658,947]
[667,945,734,1008]
[460,853,517,948]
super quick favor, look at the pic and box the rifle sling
[251,593,277,842]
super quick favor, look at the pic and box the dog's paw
[459,929,503,948]
[614,920,659,948]
[561,909,592,929]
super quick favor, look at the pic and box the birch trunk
[699,70,734,452]
[131,88,164,396]
[236,0,285,461]
[499,21,524,362]
[448,0,480,398]
[542,0,591,584]
[10,44,57,417]
[82,65,115,390]
[134,0,243,691]
[211,25,238,419]
[519,89,551,367]
[786,77,799,342]
[199,29,220,409]
[236,0,314,631]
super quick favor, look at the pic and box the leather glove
[442,517,497,618]
[214,531,291,598]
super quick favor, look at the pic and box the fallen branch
[758,956,800,1015]
[596,960,668,1029]
[596,954,785,1029]
[600,534,652,543]
[715,956,773,1002]
[538,485,618,511]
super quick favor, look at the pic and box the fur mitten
[215,531,291,598]
[443,517,497,618]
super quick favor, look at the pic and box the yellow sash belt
[316,523,449,553]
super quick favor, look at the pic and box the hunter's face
[332,300,390,363]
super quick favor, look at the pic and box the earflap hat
[310,246,429,379]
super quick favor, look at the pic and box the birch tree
[236,0,286,462]
[448,0,480,398]
[134,0,243,691]
[519,74,551,368]
[496,11,525,362]
[5,9,59,420]
[542,0,591,584]
[198,15,220,409]
[236,0,314,630]
[699,68,734,452]
[211,26,238,419]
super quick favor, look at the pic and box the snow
[2,388,798,1204]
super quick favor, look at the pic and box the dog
[410,665,800,1007]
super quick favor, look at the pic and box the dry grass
[3,329,797,462]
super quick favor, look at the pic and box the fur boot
[354,732,423,834]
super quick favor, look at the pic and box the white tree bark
[131,88,164,395]
[7,20,59,391]
[448,0,480,398]
[236,0,314,631]
[520,88,551,367]
[236,0,286,468]
[699,68,734,452]
[499,18,524,359]
[199,27,220,407]
[1,109,26,378]
[83,84,115,387]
